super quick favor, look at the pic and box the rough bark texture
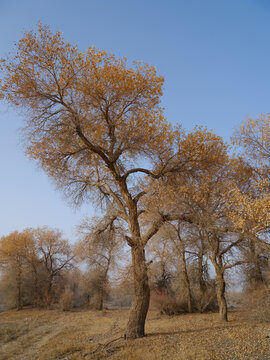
[249,241,264,285]
[208,231,228,322]
[216,271,228,321]
[198,251,207,296]
[125,245,150,339]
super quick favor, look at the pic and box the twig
[83,336,123,357]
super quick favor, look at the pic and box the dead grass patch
[0,309,269,360]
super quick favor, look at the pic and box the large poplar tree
[0,24,222,337]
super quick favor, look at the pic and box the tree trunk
[33,267,39,307]
[181,250,192,313]
[198,252,207,296]
[249,240,264,286]
[95,290,104,310]
[216,271,228,321]
[254,257,264,284]
[125,245,150,339]
[46,274,53,308]
[208,231,228,322]
[95,264,110,311]
[16,268,22,311]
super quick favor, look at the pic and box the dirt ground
[0,308,269,360]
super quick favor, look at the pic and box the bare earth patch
[0,309,269,360]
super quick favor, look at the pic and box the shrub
[151,289,182,315]
[241,284,270,324]
[192,284,218,313]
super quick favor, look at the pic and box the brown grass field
[0,308,269,360]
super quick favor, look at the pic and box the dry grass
[0,308,269,360]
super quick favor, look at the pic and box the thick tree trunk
[125,245,150,339]
[181,250,192,313]
[198,252,207,296]
[254,258,264,284]
[197,251,208,312]
[95,265,109,311]
[216,272,228,321]
[208,231,228,322]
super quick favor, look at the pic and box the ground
[0,309,269,360]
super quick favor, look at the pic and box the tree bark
[96,261,110,311]
[125,245,150,339]
[249,241,264,285]
[172,222,193,313]
[208,231,228,322]
[198,251,207,296]
[181,249,192,313]
[216,271,228,321]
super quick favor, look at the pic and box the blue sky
[0,0,270,241]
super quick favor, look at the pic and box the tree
[233,114,270,180]
[166,221,193,313]
[0,230,35,310]
[156,141,248,321]
[147,227,174,290]
[34,227,73,307]
[75,214,123,310]
[231,116,270,248]
[0,25,228,337]
[238,238,269,289]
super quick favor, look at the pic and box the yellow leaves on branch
[233,114,270,166]
[0,23,269,241]
[0,23,170,165]
[227,186,270,233]
[0,230,36,264]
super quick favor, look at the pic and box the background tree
[154,140,250,321]
[166,221,193,313]
[0,228,74,309]
[238,239,269,289]
[233,114,270,180]
[0,231,35,310]
[147,233,173,292]
[75,214,123,310]
[34,227,73,307]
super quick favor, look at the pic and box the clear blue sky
[0,0,270,241]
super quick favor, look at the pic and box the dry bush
[59,286,74,311]
[241,284,270,324]
[150,289,182,315]
[192,285,218,313]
